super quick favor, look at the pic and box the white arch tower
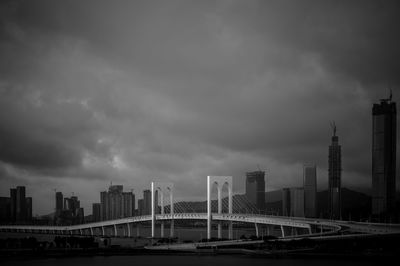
[207,176,233,239]
[151,181,174,238]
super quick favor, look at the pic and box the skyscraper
[25,197,32,222]
[281,188,291,216]
[245,171,266,211]
[290,188,305,217]
[16,186,26,223]
[9,186,31,224]
[10,188,16,223]
[55,192,63,214]
[92,203,101,222]
[328,123,341,220]
[99,185,136,221]
[304,164,317,218]
[372,96,396,220]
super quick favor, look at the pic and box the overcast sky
[0,0,399,216]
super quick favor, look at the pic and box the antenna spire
[330,121,337,136]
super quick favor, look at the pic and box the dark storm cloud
[0,0,399,214]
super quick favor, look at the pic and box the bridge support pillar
[161,192,164,238]
[114,224,117,237]
[151,182,155,238]
[80,229,82,236]
[217,186,222,239]
[255,223,259,237]
[228,221,233,239]
[207,176,212,239]
[170,187,174,238]
[102,226,105,236]
[280,225,285,238]
[127,223,131,237]
[136,224,140,237]
[90,227,93,236]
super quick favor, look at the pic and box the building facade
[372,98,396,220]
[4,186,32,224]
[282,188,291,216]
[328,126,341,219]
[92,203,101,222]
[304,164,317,218]
[99,185,135,221]
[245,171,266,212]
[55,192,63,215]
[290,188,305,217]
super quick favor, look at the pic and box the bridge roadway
[0,213,344,238]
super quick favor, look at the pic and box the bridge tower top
[207,176,233,239]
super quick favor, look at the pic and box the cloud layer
[0,0,399,215]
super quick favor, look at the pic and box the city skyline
[0,1,400,216]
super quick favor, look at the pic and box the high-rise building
[282,188,291,216]
[0,197,11,223]
[92,203,101,222]
[138,199,144,216]
[245,171,266,211]
[109,185,123,219]
[16,186,26,223]
[25,197,32,222]
[99,185,136,221]
[304,164,317,218]
[122,192,135,217]
[100,191,108,221]
[290,188,305,217]
[143,189,152,215]
[55,192,63,214]
[328,124,341,219]
[372,96,396,220]
[8,186,31,224]
[10,188,16,223]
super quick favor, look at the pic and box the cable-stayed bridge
[1,176,399,240]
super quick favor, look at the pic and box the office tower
[290,188,305,217]
[122,192,135,217]
[0,197,11,223]
[304,164,317,218]
[55,192,63,214]
[25,197,32,222]
[372,96,396,219]
[8,186,31,224]
[92,203,101,222]
[100,191,108,221]
[245,171,266,211]
[282,188,291,216]
[109,185,123,219]
[138,199,144,216]
[99,185,136,221]
[143,189,152,215]
[328,123,341,219]
[10,188,16,223]
[76,207,85,224]
[16,186,26,223]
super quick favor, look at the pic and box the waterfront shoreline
[0,247,397,262]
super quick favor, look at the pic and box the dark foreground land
[1,233,399,261]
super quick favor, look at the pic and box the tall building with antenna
[245,171,266,212]
[328,122,341,219]
[372,93,396,221]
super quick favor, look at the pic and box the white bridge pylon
[151,181,174,238]
[207,176,233,240]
